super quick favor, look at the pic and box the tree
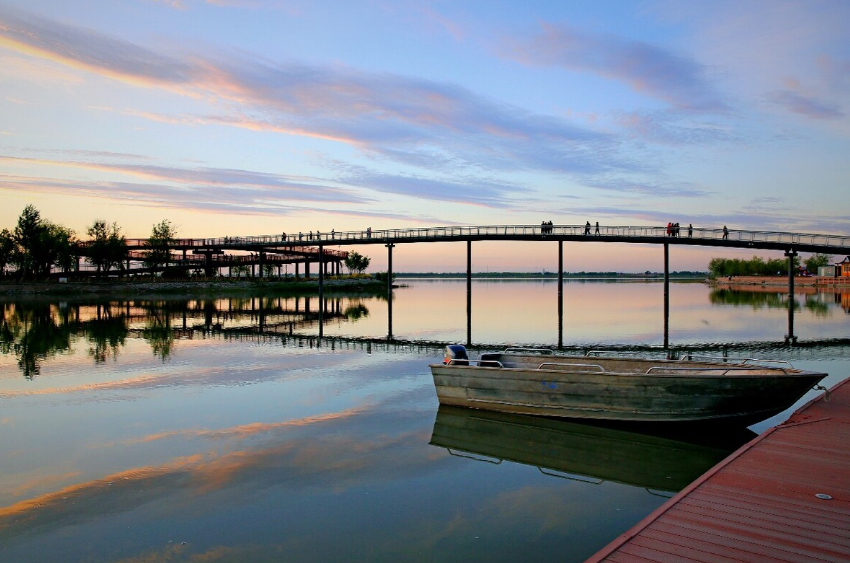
[344,251,370,274]
[804,253,830,274]
[231,264,250,278]
[86,220,127,275]
[0,228,13,277]
[144,219,177,270]
[10,205,76,279]
[708,255,799,278]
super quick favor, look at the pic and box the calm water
[1,280,849,563]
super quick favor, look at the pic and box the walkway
[586,378,850,563]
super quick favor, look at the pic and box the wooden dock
[586,377,850,563]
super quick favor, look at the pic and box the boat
[429,345,828,424]
[430,405,754,492]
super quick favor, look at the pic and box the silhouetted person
[585,221,591,235]
[595,222,600,235]
[722,225,728,239]
[687,224,692,238]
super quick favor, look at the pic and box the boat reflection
[429,405,756,493]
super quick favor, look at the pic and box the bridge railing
[94,224,850,251]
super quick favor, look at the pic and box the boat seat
[480,353,503,368]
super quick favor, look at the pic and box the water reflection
[710,287,847,316]
[430,406,754,493]
[1,281,848,563]
[0,303,74,379]
[0,296,372,377]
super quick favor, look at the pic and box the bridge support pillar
[387,243,395,339]
[786,249,797,343]
[318,245,324,300]
[305,260,310,279]
[467,240,472,347]
[295,262,300,280]
[558,240,563,349]
[259,251,265,278]
[664,242,669,350]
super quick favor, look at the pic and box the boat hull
[430,355,826,424]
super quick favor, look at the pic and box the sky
[1,0,848,273]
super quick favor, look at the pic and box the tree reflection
[343,302,370,321]
[1,292,380,376]
[84,303,128,363]
[709,289,798,310]
[0,303,74,379]
[140,302,175,360]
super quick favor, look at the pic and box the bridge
[67,224,850,344]
[109,223,850,253]
[70,223,850,277]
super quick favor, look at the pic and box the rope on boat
[813,384,831,402]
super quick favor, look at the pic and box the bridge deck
[585,377,850,563]
[94,224,849,255]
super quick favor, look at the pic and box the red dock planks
[586,377,850,563]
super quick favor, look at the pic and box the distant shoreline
[6,273,825,301]
[709,275,818,287]
[395,272,708,279]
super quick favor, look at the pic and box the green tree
[804,253,831,274]
[144,219,177,270]
[344,251,370,274]
[86,220,127,275]
[708,255,800,278]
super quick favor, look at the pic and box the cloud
[0,151,531,213]
[0,153,372,217]
[500,23,729,113]
[768,90,844,119]
[613,110,737,145]
[0,6,626,179]
[584,178,714,198]
[339,166,526,207]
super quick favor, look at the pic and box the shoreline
[709,275,817,288]
[0,277,390,300]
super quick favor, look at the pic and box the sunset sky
[1,0,848,272]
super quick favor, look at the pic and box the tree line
[0,205,180,280]
[1,205,371,281]
[708,254,831,278]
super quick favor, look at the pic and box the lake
[1,279,849,563]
